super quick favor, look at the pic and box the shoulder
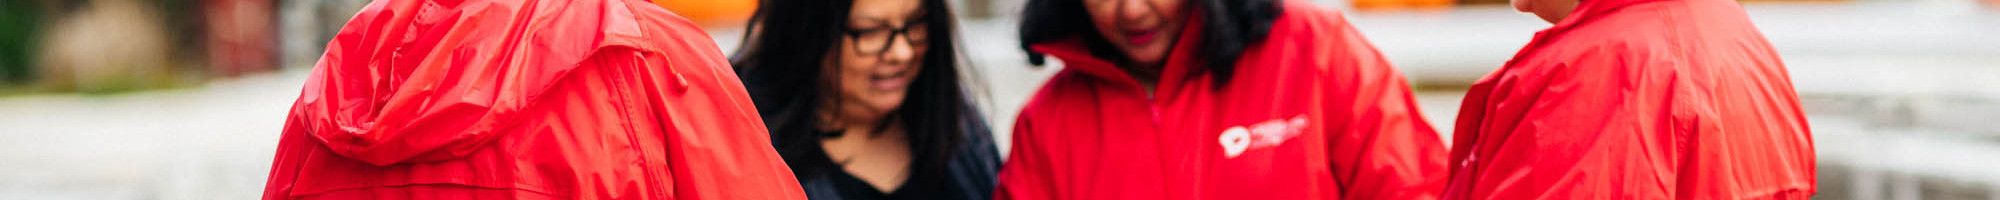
[1275,0,1350,26]
[1262,0,1362,43]
[1537,30,1678,75]
[1016,70,1100,124]
[1252,1,1387,65]
[1239,1,1400,90]
[1546,9,1681,61]
[1493,35,1683,101]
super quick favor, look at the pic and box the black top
[791,125,1000,200]
[822,166,917,199]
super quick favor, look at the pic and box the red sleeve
[644,49,806,199]
[1321,66,1449,200]
[1449,47,1681,199]
[995,110,1057,200]
[626,3,807,198]
[1315,13,1449,199]
[262,103,316,200]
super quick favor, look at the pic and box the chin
[1533,12,1564,24]
[863,96,907,116]
[1121,48,1169,65]
[868,104,902,116]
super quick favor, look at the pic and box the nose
[1115,0,1153,25]
[880,34,919,66]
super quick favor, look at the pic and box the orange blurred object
[652,0,757,27]
[1352,0,1454,10]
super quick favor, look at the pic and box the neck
[1122,25,1182,92]
[1121,63,1164,87]
[821,111,897,137]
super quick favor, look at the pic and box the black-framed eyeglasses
[844,22,930,55]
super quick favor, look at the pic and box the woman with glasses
[732,0,998,199]
[997,0,1447,199]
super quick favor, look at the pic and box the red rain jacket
[997,1,1448,199]
[259,0,805,199]
[1443,0,1816,199]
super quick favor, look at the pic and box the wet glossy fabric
[1443,0,1816,199]
[996,1,1448,199]
[259,0,806,199]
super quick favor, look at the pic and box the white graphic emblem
[1219,115,1309,158]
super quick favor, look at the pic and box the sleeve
[628,11,808,198]
[1321,66,1450,200]
[1316,16,1450,200]
[1449,46,1681,199]
[994,111,1058,200]
[261,103,317,200]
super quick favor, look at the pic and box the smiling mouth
[868,70,915,90]
[1125,29,1159,45]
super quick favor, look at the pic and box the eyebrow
[908,9,929,21]
[849,11,929,27]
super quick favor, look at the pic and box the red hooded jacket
[1443,0,1816,199]
[996,1,1448,199]
[259,0,806,199]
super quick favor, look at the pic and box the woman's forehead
[849,0,924,23]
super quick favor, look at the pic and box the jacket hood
[292,0,662,165]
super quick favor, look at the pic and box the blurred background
[0,0,1995,199]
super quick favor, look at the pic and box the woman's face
[1083,0,1187,67]
[830,0,928,125]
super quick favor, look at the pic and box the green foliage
[0,0,42,85]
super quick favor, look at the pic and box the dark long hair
[730,0,987,189]
[1019,0,1281,86]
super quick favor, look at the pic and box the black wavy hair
[729,0,988,190]
[1019,0,1281,86]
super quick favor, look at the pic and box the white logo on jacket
[1220,115,1309,158]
